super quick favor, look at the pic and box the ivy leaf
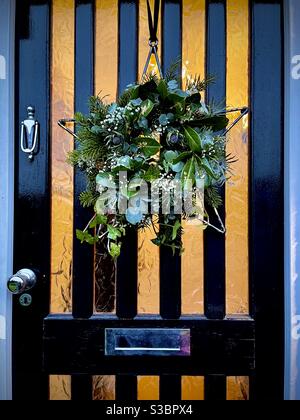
[172,220,182,240]
[113,155,133,171]
[109,242,121,259]
[172,151,193,164]
[143,165,161,181]
[183,126,202,153]
[181,157,196,189]
[141,99,154,117]
[90,214,108,228]
[96,173,116,189]
[76,230,97,245]
[133,137,161,157]
[107,225,122,240]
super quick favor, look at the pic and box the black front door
[12,0,284,401]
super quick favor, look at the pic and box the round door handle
[7,269,37,295]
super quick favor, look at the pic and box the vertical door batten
[205,375,226,401]
[226,0,249,315]
[14,0,51,400]
[137,0,161,315]
[204,0,226,320]
[116,375,137,401]
[203,0,227,400]
[73,0,95,319]
[181,0,206,315]
[70,0,95,400]
[250,0,284,400]
[116,0,139,320]
[160,0,182,320]
[118,0,139,95]
[71,375,93,401]
[94,0,119,313]
[160,375,182,401]
[50,0,75,314]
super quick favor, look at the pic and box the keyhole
[19,294,32,307]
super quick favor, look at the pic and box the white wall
[0,0,15,401]
[285,0,300,401]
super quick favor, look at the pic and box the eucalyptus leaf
[125,208,144,225]
[170,161,184,173]
[164,150,178,163]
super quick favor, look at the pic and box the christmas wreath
[63,65,239,259]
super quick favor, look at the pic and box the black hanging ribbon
[147,0,160,44]
[143,0,163,78]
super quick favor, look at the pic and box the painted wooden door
[13,0,284,401]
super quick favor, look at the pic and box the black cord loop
[143,0,163,78]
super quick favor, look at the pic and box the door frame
[284,0,300,401]
[0,0,15,401]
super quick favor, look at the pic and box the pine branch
[165,58,182,82]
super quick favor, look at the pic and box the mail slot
[105,328,191,357]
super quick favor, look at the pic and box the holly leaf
[183,126,202,153]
